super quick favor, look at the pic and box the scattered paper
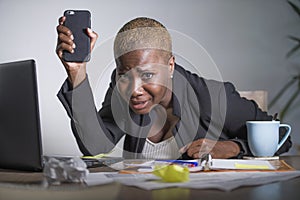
[85,172,116,186]
[85,170,300,192]
[85,159,300,191]
[116,171,300,191]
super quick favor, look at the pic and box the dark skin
[116,50,174,115]
[56,17,240,159]
[56,16,98,88]
[116,49,176,143]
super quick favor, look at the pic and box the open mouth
[130,100,149,110]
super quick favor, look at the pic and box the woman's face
[116,49,174,115]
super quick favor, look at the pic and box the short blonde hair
[113,17,172,59]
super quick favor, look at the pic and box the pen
[155,159,199,167]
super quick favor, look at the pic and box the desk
[0,156,300,200]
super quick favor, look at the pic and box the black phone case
[63,10,91,62]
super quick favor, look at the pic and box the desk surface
[0,156,300,200]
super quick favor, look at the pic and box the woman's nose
[129,78,144,97]
[131,86,144,97]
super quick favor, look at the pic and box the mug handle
[276,124,291,151]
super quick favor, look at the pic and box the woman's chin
[131,108,150,115]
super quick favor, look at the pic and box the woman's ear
[169,55,175,76]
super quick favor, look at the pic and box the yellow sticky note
[81,152,111,160]
[153,164,189,182]
[81,149,115,160]
[234,163,270,170]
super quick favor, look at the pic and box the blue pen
[155,159,199,167]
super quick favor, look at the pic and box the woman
[56,16,292,159]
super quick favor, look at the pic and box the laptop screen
[0,59,43,171]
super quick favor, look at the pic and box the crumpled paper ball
[153,164,189,182]
[43,156,89,185]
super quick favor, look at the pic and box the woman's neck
[147,107,179,143]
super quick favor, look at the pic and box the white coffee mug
[246,121,291,157]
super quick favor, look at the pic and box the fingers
[56,42,75,58]
[186,140,237,159]
[179,142,191,154]
[186,139,214,158]
[188,145,211,158]
[56,19,75,59]
[56,33,75,59]
[56,16,99,61]
[58,16,66,25]
[87,28,98,51]
[56,22,72,36]
[187,140,203,158]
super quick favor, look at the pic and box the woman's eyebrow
[136,64,161,72]
[117,66,131,73]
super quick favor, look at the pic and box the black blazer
[57,63,292,158]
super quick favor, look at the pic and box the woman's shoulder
[174,63,239,100]
[174,63,227,88]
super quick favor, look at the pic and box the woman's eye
[118,74,130,81]
[119,74,130,82]
[142,72,153,80]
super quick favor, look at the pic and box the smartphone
[63,10,91,62]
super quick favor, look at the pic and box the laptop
[0,59,43,171]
